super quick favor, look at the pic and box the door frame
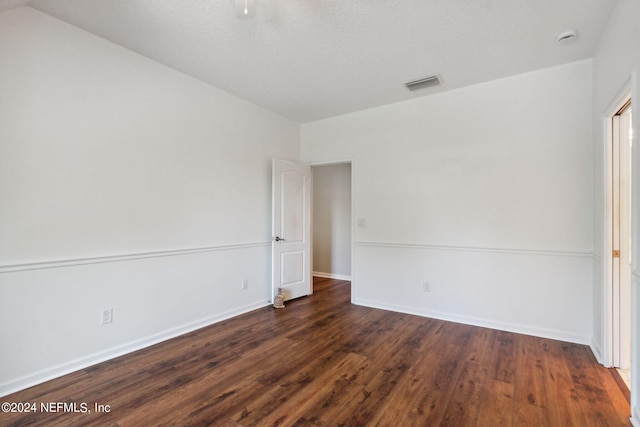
[309,158,355,302]
[613,97,632,369]
[603,81,632,368]
[601,71,640,425]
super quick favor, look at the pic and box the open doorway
[609,98,633,389]
[311,163,352,284]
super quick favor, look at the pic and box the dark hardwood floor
[1,277,631,426]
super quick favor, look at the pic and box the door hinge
[613,249,620,258]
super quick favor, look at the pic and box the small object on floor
[273,288,285,309]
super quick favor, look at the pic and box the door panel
[281,251,304,285]
[282,171,305,242]
[272,159,311,302]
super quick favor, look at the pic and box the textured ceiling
[0,0,27,12]
[2,0,618,123]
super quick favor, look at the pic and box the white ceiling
[2,0,618,123]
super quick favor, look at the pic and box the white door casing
[272,159,311,302]
[603,81,633,370]
[613,102,633,369]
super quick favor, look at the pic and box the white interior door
[272,159,311,302]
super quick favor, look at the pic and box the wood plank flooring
[1,278,631,426]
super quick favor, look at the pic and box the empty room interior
[1,0,640,425]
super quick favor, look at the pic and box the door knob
[275,236,286,242]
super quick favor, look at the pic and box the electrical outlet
[242,279,248,290]
[423,282,431,293]
[101,308,113,325]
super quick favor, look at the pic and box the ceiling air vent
[557,30,577,43]
[405,75,440,91]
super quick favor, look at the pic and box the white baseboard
[0,300,270,398]
[353,297,590,345]
[590,337,603,363]
[313,271,351,281]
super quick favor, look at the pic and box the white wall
[0,7,299,396]
[591,0,640,423]
[302,60,594,344]
[312,163,351,279]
